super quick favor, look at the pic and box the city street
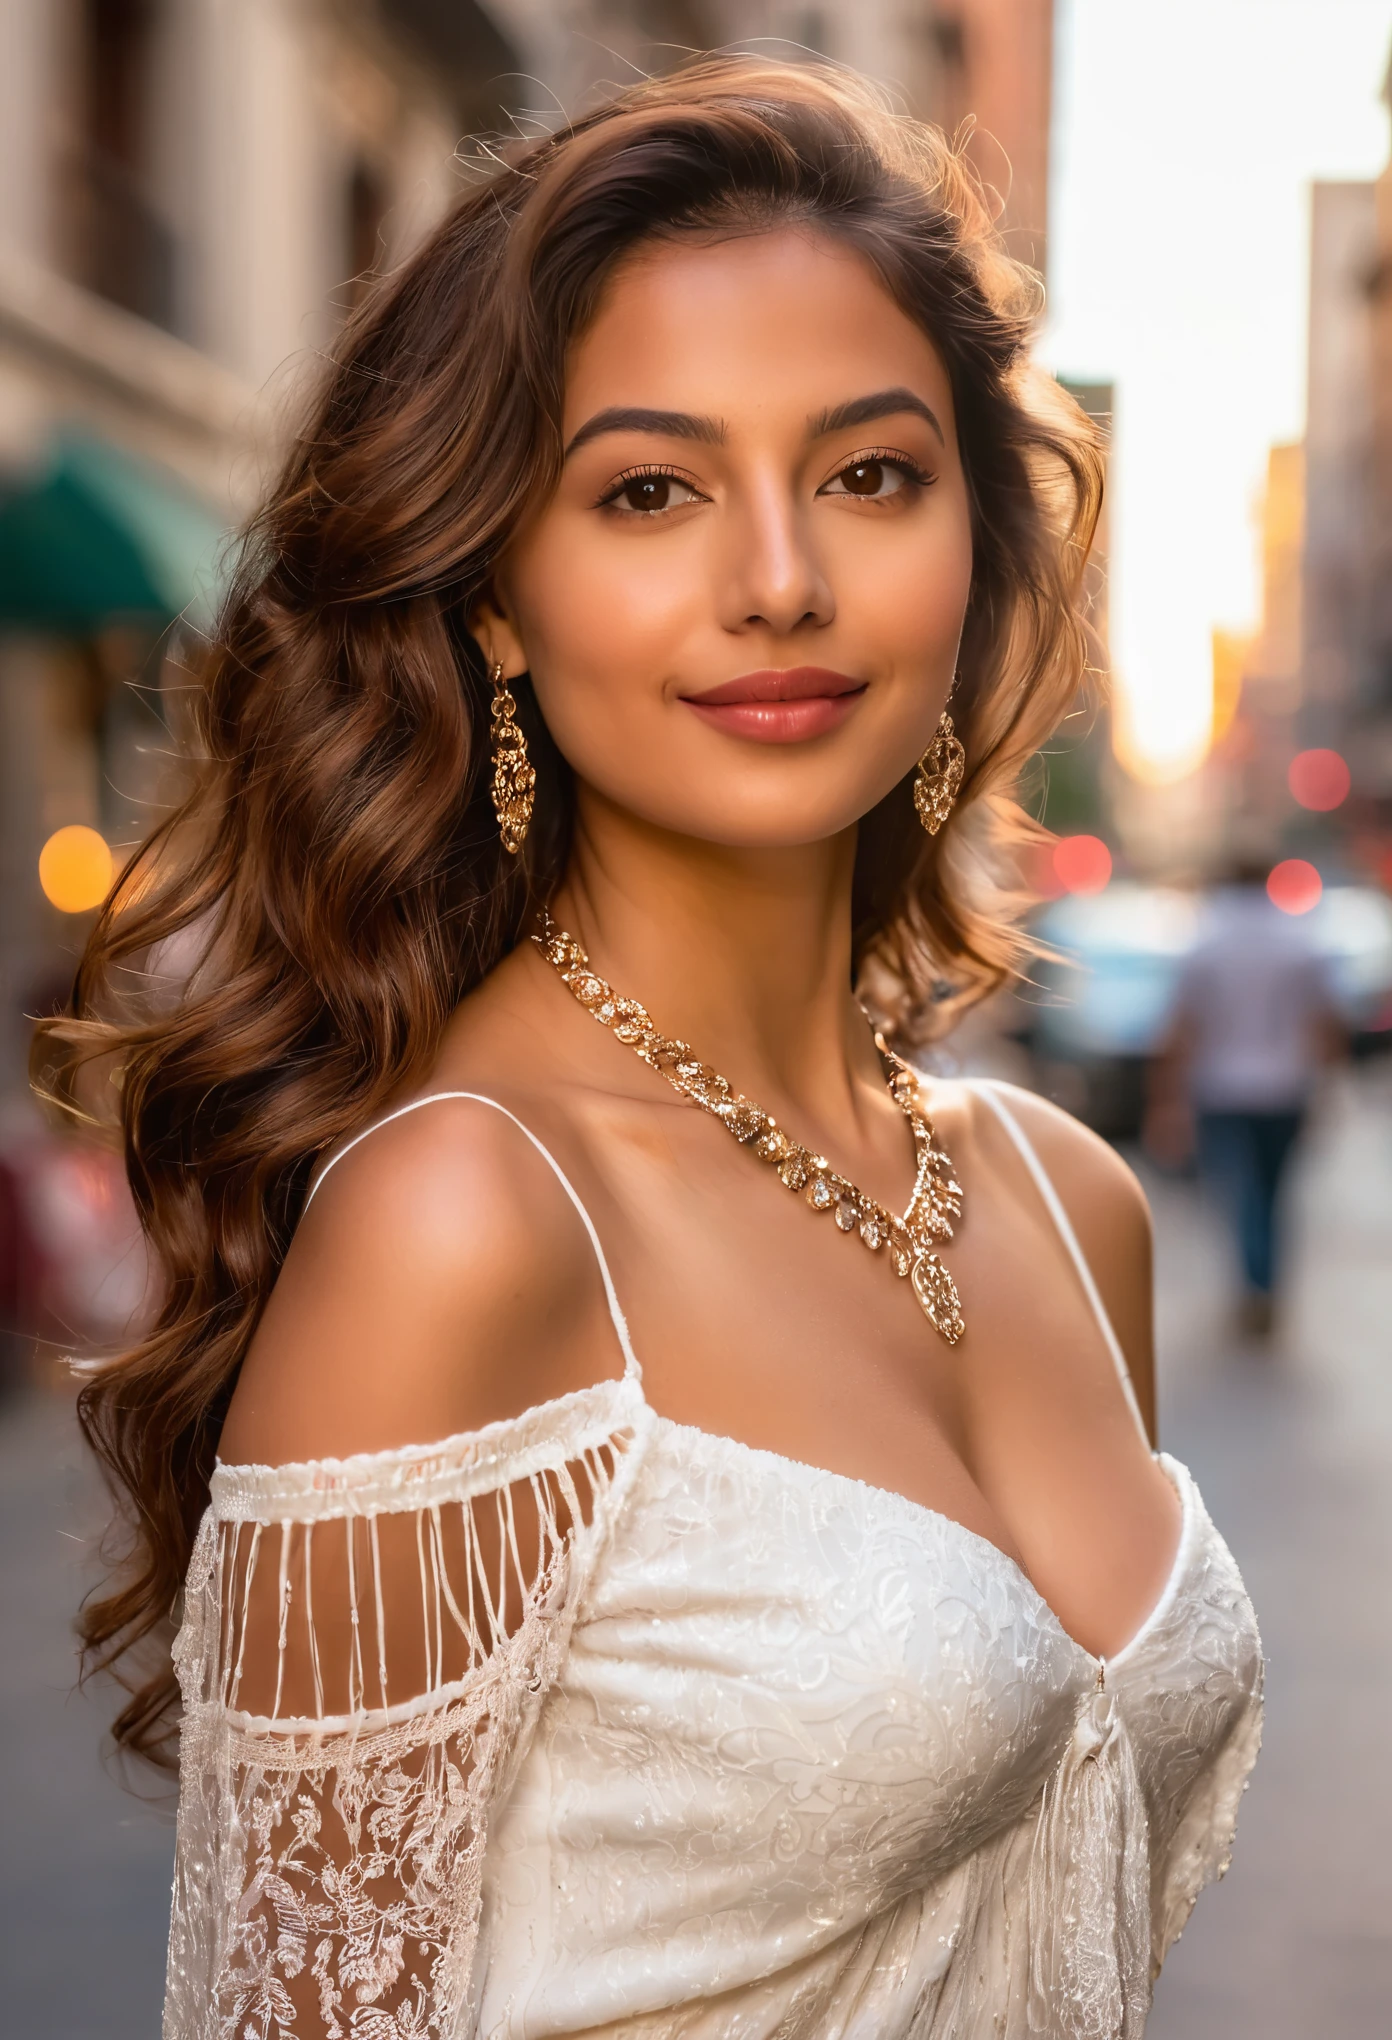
[1145,1059,1392,2035]
[1,1065,1390,2036]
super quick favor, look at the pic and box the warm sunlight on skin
[475,229,975,852]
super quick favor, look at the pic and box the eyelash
[822,447,935,492]
[596,463,706,511]
[593,447,935,514]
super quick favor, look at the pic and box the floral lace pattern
[165,1381,648,2040]
[176,1662,545,2038]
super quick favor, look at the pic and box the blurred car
[1017,882,1392,1139]
[1019,886,1199,1138]
[1313,885,1392,1040]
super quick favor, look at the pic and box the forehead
[563,226,955,438]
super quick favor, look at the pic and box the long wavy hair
[36,55,1103,1762]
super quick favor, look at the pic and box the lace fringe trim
[210,1375,647,1523]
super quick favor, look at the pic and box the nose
[717,472,835,637]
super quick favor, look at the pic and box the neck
[552,787,878,1116]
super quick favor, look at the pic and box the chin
[626,790,885,849]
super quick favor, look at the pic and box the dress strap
[963,1079,1148,1444]
[302,1093,641,1383]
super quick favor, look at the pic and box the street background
[2,2,1391,2033]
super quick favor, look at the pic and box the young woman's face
[482,226,974,848]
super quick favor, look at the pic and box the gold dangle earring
[912,712,967,836]
[488,662,536,856]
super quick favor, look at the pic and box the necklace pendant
[535,908,967,1348]
[911,1251,965,1346]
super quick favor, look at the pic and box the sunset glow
[1047,0,1392,784]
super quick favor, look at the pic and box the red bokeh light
[1288,748,1350,812]
[1267,858,1322,915]
[1053,834,1113,895]
[1029,842,1064,899]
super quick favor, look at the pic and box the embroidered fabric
[167,1381,648,2040]
[163,1085,1263,2040]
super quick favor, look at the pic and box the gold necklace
[534,912,965,1345]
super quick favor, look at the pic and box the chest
[565,1099,1128,1563]
[477,1416,1260,2033]
[554,1421,1089,1889]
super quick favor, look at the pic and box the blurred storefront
[0,0,497,1360]
[0,0,484,1103]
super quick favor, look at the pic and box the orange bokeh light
[1288,748,1350,812]
[1053,834,1113,895]
[1267,858,1322,916]
[38,825,113,914]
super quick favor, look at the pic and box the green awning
[0,430,230,634]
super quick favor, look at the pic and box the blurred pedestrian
[1147,857,1342,1334]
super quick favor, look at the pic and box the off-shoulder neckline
[213,1369,1191,1676]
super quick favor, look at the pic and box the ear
[467,581,527,681]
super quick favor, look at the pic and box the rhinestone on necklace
[533,911,965,1345]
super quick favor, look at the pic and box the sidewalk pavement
[0,1383,174,2038]
[1144,1062,1392,2035]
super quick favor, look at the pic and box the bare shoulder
[219,1093,624,1468]
[966,1081,1151,1246]
[941,1077,1157,1438]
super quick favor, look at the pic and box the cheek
[848,499,974,666]
[503,521,702,712]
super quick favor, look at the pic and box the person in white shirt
[1154,861,1341,1333]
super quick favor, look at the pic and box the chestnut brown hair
[37,55,1102,1760]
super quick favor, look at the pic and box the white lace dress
[163,1083,1263,2040]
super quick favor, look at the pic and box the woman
[47,57,1261,2040]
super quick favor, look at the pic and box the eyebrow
[563,406,727,458]
[809,387,945,447]
[562,384,945,461]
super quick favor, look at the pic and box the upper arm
[980,1085,1157,1444]
[184,1103,634,2040]
[219,1097,625,1467]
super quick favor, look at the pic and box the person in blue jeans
[1193,1108,1304,1302]
[1150,861,1342,1336]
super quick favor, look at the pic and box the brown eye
[604,470,701,514]
[820,455,919,502]
[621,475,674,511]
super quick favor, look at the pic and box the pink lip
[679,666,868,744]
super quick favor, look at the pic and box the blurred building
[0,0,1057,1115]
[1212,50,1392,887]
[917,0,1053,272]
[1212,442,1307,854]
[1302,180,1378,763]
[1366,69,1392,830]
[1290,56,1392,870]
[0,0,488,1098]
[1036,376,1114,846]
